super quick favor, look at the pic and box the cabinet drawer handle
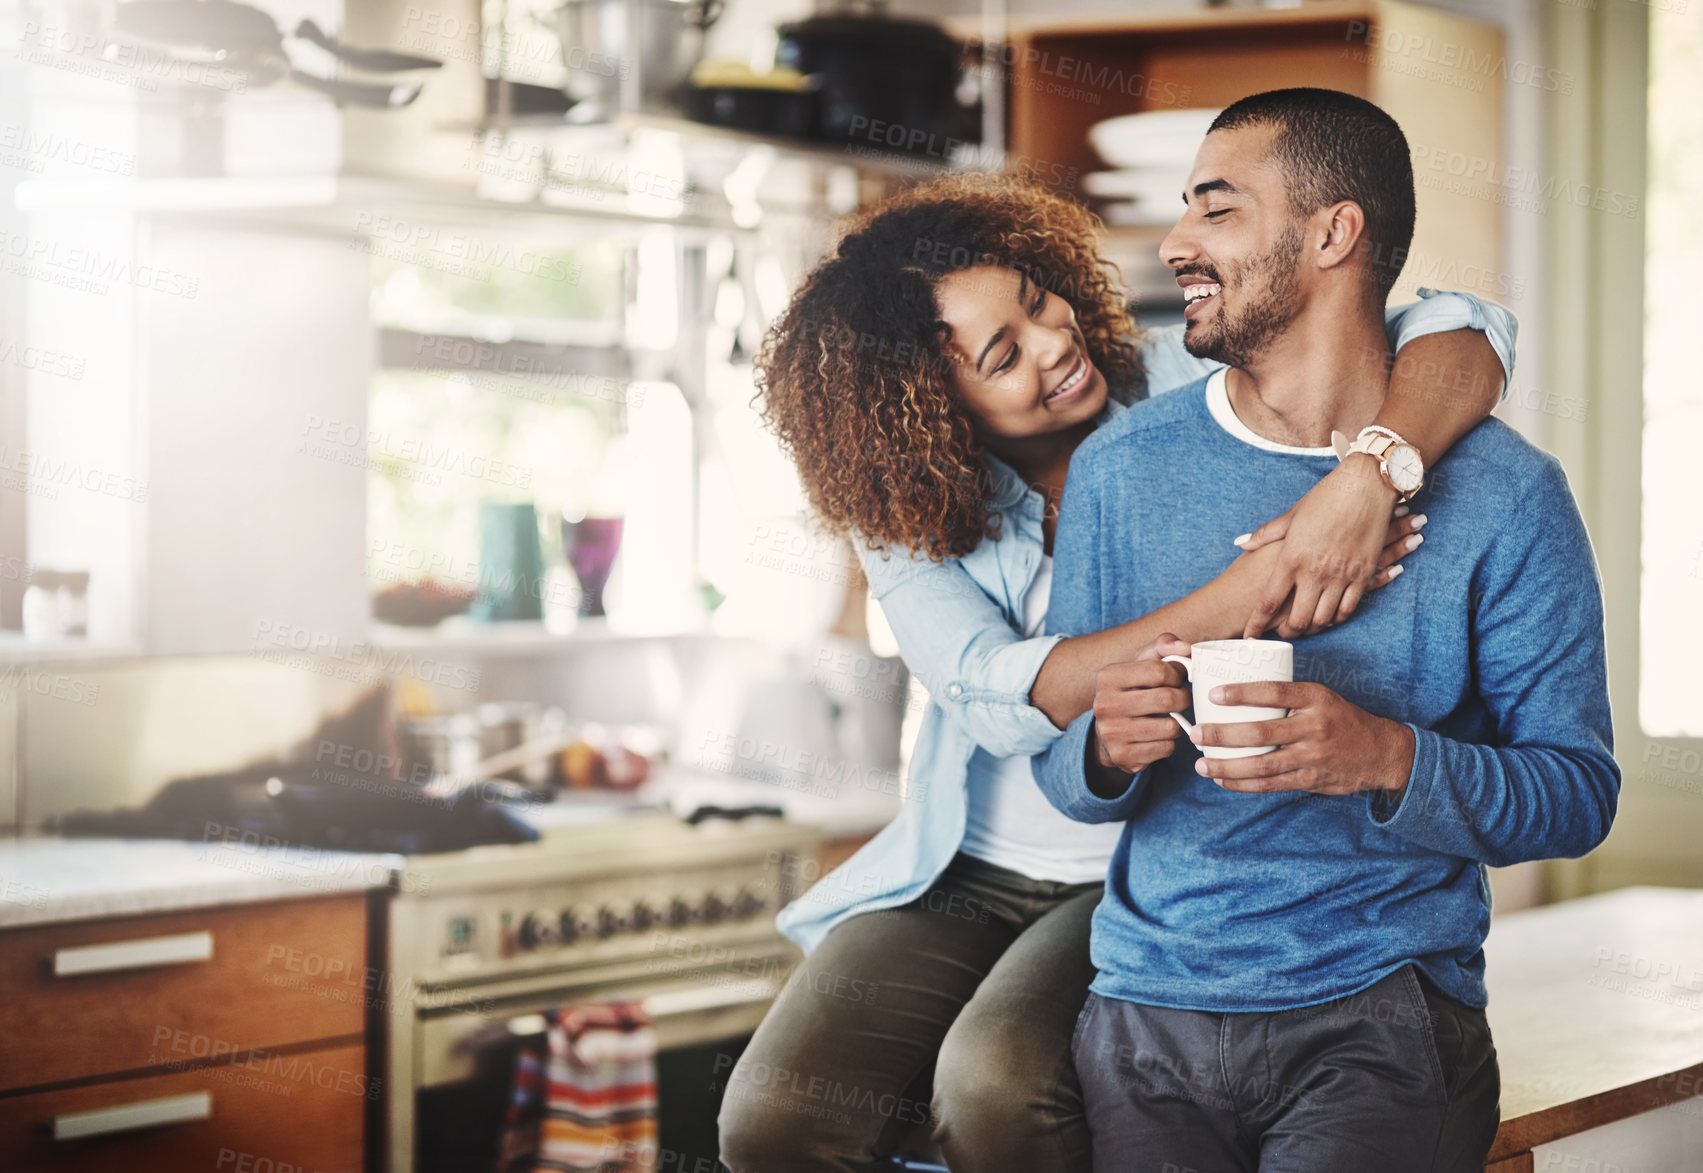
[52,931,214,977]
[52,1091,212,1141]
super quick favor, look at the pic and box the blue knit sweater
[1034,370,1620,1012]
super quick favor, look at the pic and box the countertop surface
[1484,885,1703,1159]
[0,767,895,931]
[0,836,404,930]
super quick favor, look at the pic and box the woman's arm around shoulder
[1235,288,1520,637]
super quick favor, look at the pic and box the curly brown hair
[755,172,1144,562]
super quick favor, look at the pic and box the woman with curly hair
[718,172,1515,1173]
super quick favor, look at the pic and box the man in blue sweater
[1034,88,1619,1171]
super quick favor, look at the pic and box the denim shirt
[775,289,1519,954]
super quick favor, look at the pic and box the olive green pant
[718,852,1102,1173]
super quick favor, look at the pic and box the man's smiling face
[1159,123,1308,368]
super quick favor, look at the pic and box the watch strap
[1334,426,1422,502]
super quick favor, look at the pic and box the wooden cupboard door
[0,1043,366,1172]
[0,896,367,1091]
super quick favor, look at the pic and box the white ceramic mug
[1162,639,1294,759]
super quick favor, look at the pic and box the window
[363,228,652,628]
[1640,5,1703,736]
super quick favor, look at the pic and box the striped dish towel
[500,1001,659,1173]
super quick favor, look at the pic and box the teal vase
[471,502,545,622]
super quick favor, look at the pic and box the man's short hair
[1209,88,1416,299]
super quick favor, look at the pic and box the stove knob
[701,889,734,925]
[733,887,767,919]
[559,906,592,945]
[519,910,562,950]
[596,904,630,939]
[630,900,661,932]
[666,897,696,928]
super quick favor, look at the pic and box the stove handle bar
[504,977,780,1036]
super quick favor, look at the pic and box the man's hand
[1191,681,1416,796]
[1239,454,1400,638]
[1091,635,1192,782]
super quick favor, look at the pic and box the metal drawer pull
[52,1092,212,1141]
[53,931,214,977]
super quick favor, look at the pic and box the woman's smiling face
[934,265,1108,443]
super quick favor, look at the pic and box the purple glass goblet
[562,516,624,617]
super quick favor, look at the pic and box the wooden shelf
[368,616,709,656]
[946,0,1378,41]
[609,113,953,181]
[8,106,945,233]
[970,0,1504,311]
[11,174,755,237]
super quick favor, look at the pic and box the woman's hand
[1028,504,1420,729]
[1234,460,1425,639]
[1226,463,1423,640]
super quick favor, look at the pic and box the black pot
[683,84,819,140]
[776,3,976,157]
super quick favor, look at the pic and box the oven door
[408,948,796,1173]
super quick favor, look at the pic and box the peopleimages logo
[0,446,148,501]
[0,663,100,707]
[0,339,85,380]
[298,414,533,490]
[977,40,1193,106]
[350,214,581,283]
[0,231,200,299]
[249,618,484,694]
[1410,145,1640,219]
[397,5,628,81]
[843,115,1080,189]
[0,123,135,175]
[19,21,250,93]
[1344,20,1575,94]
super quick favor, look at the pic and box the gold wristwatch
[1331,425,1424,502]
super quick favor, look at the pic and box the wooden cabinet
[0,1044,366,1173]
[972,0,1507,312]
[0,895,370,1172]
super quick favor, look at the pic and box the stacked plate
[1083,108,1221,227]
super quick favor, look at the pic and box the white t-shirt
[958,555,1124,883]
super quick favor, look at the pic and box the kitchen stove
[382,803,818,1173]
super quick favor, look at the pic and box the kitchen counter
[0,836,403,930]
[0,765,898,932]
[1484,886,1703,1168]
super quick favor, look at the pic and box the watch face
[1387,444,1423,492]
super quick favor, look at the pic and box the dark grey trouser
[1074,965,1501,1173]
[717,852,1102,1173]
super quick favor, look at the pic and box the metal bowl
[555,0,723,120]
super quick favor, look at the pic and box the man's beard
[1181,226,1306,367]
